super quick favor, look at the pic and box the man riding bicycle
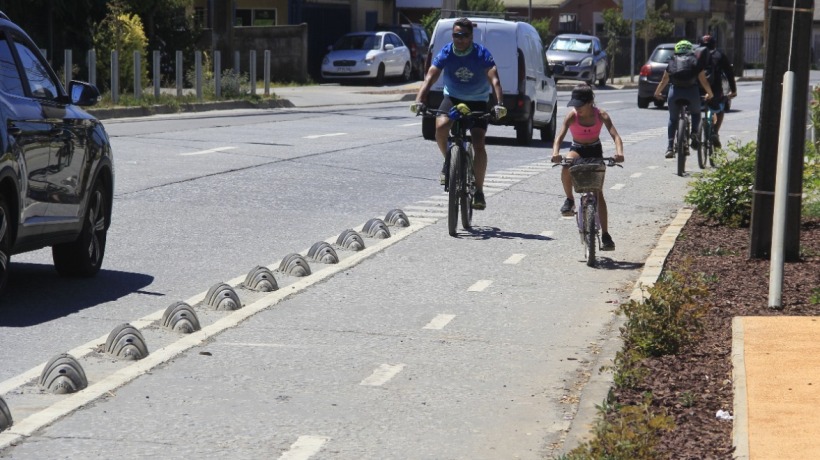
[412,17,506,210]
[654,40,713,159]
[695,34,737,148]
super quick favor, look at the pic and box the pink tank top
[569,108,604,144]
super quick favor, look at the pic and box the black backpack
[703,49,724,89]
[668,54,698,87]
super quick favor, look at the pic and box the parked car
[638,43,733,111]
[546,34,608,87]
[321,31,412,85]
[424,17,562,146]
[375,23,429,81]
[638,42,675,108]
[0,11,114,296]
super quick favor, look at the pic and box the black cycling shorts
[439,96,490,131]
[570,141,603,159]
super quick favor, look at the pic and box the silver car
[321,31,412,86]
[546,34,609,87]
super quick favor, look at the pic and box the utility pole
[733,0,746,77]
[748,0,814,260]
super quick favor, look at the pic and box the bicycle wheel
[697,121,708,169]
[584,200,597,267]
[448,144,461,236]
[676,114,687,176]
[460,144,473,231]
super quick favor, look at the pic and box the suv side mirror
[69,80,100,107]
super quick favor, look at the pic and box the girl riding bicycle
[551,84,624,250]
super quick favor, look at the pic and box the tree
[602,8,631,82]
[530,17,552,46]
[637,5,674,61]
[93,1,149,93]
[456,0,507,14]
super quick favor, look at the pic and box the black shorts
[570,141,603,159]
[439,96,490,131]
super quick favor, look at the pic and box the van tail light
[517,49,525,94]
[639,64,651,77]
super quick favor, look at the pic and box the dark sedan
[546,34,608,87]
[0,12,114,295]
[638,43,675,108]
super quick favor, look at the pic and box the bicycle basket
[569,163,606,193]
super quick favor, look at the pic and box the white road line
[610,183,625,190]
[503,254,526,265]
[303,133,346,139]
[279,435,331,460]
[647,165,659,169]
[601,100,624,104]
[360,364,405,386]
[180,146,237,156]
[400,122,421,127]
[630,172,643,178]
[423,314,456,330]
[540,230,554,238]
[467,279,493,292]
[221,342,291,348]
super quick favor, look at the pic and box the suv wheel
[52,181,108,277]
[401,62,411,82]
[0,196,11,293]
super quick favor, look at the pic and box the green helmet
[674,40,694,54]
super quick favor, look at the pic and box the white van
[422,17,562,146]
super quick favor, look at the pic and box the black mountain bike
[672,98,692,176]
[417,105,493,236]
[697,98,717,169]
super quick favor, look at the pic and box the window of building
[558,14,578,33]
[254,9,276,26]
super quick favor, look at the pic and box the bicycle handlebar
[414,106,495,122]
[551,156,623,168]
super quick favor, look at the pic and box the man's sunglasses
[452,32,471,38]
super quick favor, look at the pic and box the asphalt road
[0,80,781,458]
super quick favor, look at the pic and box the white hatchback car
[321,31,412,85]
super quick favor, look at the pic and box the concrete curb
[88,98,294,120]
[731,317,750,460]
[559,207,695,455]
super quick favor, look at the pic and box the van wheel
[653,99,665,109]
[516,112,533,146]
[416,63,425,81]
[422,117,436,140]
[540,106,557,142]
[638,96,650,109]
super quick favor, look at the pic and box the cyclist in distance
[695,34,737,148]
[412,17,506,210]
[551,84,624,250]
[654,40,713,159]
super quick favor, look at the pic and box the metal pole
[214,51,221,99]
[176,50,183,97]
[153,50,161,99]
[768,71,795,309]
[249,50,256,95]
[111,50,119,104]
[134,51,141,100]
[88,49,96,87]
[630,4,636,82]
[195,51,203,101]
[264,50,271,96]
[64,49,72,89]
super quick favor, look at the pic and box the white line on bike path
[303,133,346,139]
[423,314,456,330]
[180,146,237,156]
[400,122,421,127]
[360,364,406,386]
[279,435,331,460]
[467,280,493,292]
[503,254,527,264]
[610,183,626,190]
[630,172,643,178]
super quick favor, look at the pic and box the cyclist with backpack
[695,34,737,148]
[654,40,713,159]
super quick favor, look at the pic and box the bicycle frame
[672,100,691,176]
[698,100,717,169]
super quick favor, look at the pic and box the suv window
[0,33,25,96]
[13,35,59,99]
[651,48,675,64]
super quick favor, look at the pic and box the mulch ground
[610,211,820,459]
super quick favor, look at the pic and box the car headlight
[363,55,375,64]
[579,57,593,67]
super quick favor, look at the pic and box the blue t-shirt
[432,43,495,101]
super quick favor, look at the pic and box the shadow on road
[1,264,154,327]
[461,226,554,241]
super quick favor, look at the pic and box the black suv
[0,12,114,295]
[375,23,429,80]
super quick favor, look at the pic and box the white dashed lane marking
[360,364,406,386]
[467,280,493,292]
[610,183,625,190]
[630,172,643,178]
[278,435,330,460]
[180,146,237,156]
[303,133,346,139]
[423,314,456,330]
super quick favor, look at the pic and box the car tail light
[639,64,651,77]
[517,49,525,94]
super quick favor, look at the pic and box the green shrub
[619,263,710,357]
[92,2,149,93]
[803,141,820,218]
[557,395,675,460]
[684,140,756,227]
